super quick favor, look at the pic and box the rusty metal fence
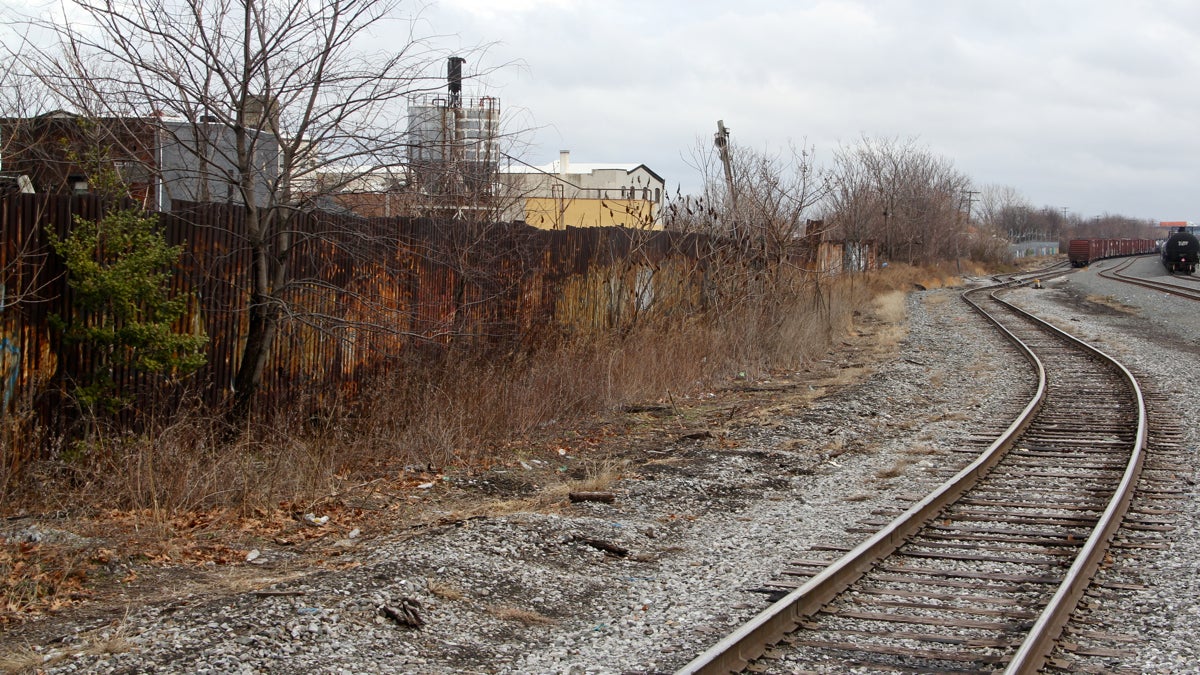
[7,194,810,438]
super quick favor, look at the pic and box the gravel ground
[4,256,1197,674]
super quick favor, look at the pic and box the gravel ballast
[5,256,1198,674]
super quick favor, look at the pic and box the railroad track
[1097,257,1200,301]
[991,261,1073,287]
[678,278,1147,674]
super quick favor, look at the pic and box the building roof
[504,160,664,184]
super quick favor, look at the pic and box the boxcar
[1067,238,1157,267]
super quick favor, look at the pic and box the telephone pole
[714,120,738,213]
[962,190,979,221]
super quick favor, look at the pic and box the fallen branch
[574,536,629,558]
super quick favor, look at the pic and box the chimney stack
[447,56,465,107]
[559,150,570,178]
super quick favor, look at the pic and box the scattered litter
[417,482,435,489]
[245,549,261,563]
[303,513,330,526]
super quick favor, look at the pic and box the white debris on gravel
[22,258,1200,674]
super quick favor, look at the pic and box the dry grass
[874,459,913,480]
[0,625,129,674]
[0,647,47,674]
[450,455,628,520]
[0,263,975,619]
[822,436,847,458]
[902,444,939,457]
[871,290,909,325]
[7,269,890,520]
[487,604,558,626]
[1085,294,1140,314]
[928,370,946,389]
[426,578,464,601]
[778,438,808,453]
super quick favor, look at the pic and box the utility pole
[958,190,979,274]
[714,120,738,214]
[962,190,979,222]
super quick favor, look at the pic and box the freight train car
[1161,228,1198,274]
[1067,238,1158,267]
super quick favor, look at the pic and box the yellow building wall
[524,197,660,230]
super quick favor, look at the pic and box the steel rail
[1096,256,1200,301]
[987,285,1148,674]
[675,281,1049,675]
[676,272,1147,674]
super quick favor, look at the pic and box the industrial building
[501,150,665,229]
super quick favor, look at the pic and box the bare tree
[1065,213,1160,241]
[825,135,973,265]
[681,134,828,263]
[978,184,1027,233]
[15,0,486,420]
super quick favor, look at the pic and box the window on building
[115,160,150,184]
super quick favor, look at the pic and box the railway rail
[677,277,1147,674]
[1097,256,1200,301]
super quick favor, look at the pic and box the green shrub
[47,206,208,411]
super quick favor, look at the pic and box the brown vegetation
[0,263,961,624]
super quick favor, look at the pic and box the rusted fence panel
[0,193,875,445]
[0,196,733,433]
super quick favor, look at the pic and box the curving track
[677,277,1147,674]
[1096,256,1200,301]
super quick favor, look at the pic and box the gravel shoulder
[4,257,1198,675]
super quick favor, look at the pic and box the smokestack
[559,150,570,177]
[447,56,465,107]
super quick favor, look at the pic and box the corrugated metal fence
[7,194,819,438]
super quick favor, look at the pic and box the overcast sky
[424,0,1200,223]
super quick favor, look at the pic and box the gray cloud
[433,0,1200,220]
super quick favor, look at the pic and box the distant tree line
[667,131,1160,267]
